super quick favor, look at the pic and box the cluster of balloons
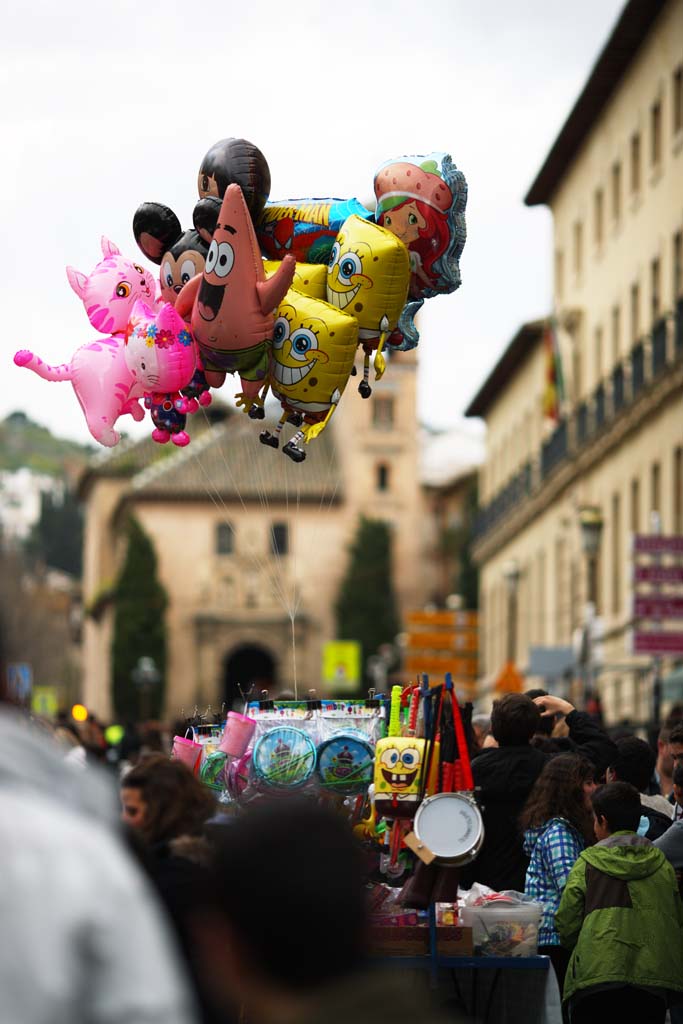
[14,138,467,460]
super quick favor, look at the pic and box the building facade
[467,0,683,723]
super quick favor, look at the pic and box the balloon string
[291,614,298,701]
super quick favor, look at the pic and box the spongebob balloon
[263,260,327,300]
[373,737,426,820]
[326,215,410,399]
[258,289,358,462]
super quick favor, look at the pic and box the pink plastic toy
[124,300,197,446]
[13,238,157,447]
[219,711,257,758]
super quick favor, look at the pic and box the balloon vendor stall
[171,676,548,966]
[14,137,467,460]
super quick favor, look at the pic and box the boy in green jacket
[556,781,683,1023]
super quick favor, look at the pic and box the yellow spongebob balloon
[258,289,358,463]
[263,260,327,300]
[326,215,410,398]
[373,736,426,820]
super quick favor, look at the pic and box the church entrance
[223,644,277,709]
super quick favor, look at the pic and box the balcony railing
[612,364,625,412]
[541,420,568,479]
[594,383,606,431]
[474,306,683,542]
[652,318,667,376]
[631,341,645,396]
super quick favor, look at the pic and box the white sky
[1,0,625,447]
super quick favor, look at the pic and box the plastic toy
[133,202,208,306]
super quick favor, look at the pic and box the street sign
[322,641,361,692]
[634,565,683,584]
[404,654,478,677]
[406,631,478,652]
[31,686,59,718]
[6,663,32,702]
[528,646,575,678]
[633,632,683,655]
[633,596,683,619]
[634,535,683,554]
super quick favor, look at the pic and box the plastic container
[219,712,257,758]
[171,734,203,775]
[460,901,542,957]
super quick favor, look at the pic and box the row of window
[482,446,683,672]
[556,64,682,288]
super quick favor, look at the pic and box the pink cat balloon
[14,238,157,447]
[124,300,197,447]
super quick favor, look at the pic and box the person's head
[471,713,491,751]
[657,725,673,775]
[591,781,641,840]
[670,724,683,770]
[607,736,656,794]
[673,764,683,808]
[490,693,541,747]
[525,688,554,736]
[520,753,596,842]
[120,753,215,844]
[195,799,367,1017]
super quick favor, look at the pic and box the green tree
[335,517,401,685]
[111,518,167,720]
[26,486,83,577]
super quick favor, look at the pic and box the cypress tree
[335,516,400,683]
[111,518,167,720]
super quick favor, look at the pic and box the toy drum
[316,733,374,795]
[199,750,228,792]
[251,727,316,790]
[413,792,484,867]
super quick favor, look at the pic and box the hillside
[0,412,95,477]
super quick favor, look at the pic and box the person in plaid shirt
[521,754,596,996]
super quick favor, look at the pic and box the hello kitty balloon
[14,238,157,447]
[124,300,197,446]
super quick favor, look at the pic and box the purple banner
[634,632,683,655]
[634,566,683,584]
[634,535,683,554]
[634,596,683,618]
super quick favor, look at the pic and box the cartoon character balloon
[326,216,410,397]
[374,152,467,349]
[258,197,372,264]
[258,289,358,462]
[197,137,271,221]
[175,184,296,412]
[124,300,197,446]
[13,238,155,447]
[133,202,208,306]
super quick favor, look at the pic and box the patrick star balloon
[176,183,296,412]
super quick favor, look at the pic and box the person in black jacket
[461,693,617,894]
[606,736,673,841]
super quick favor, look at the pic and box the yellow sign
[71,703,89,722]
[31,686,59,718]
[322,641,361,692]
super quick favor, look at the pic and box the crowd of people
[2,653,683,1023]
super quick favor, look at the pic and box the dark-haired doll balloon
[197,138,271,221]
[133,202,208,305]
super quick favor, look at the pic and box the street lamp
[577,506,603,710]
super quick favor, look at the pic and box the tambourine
[251,726,316,790]
[316,732,374,795]
[413,792,484,867]
[199,750,228,792]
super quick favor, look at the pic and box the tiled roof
[129,412,343,504]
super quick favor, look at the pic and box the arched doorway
[223,644,277,709]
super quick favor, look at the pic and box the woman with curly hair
[520,753,596,993]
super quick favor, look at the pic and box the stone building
[467,0,683,722]
[79,351,433,720]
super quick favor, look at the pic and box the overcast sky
[2,0,625,447]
